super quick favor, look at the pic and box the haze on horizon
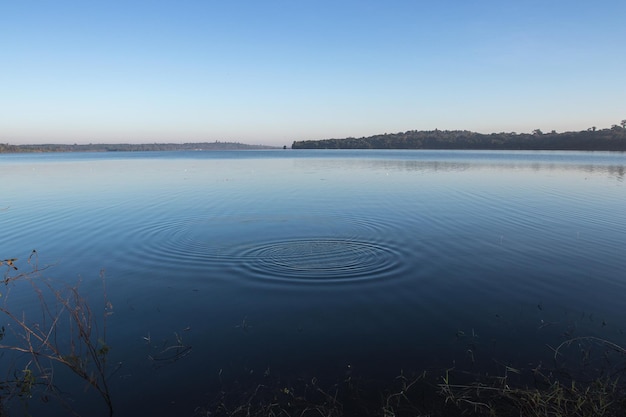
[2,1,625,148]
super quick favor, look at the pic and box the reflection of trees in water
[609,165,624,181]
[293,155,626,180]
[576,164,624,181]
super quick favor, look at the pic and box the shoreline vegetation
[292,124,626,151]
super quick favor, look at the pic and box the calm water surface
[1,150,625,415]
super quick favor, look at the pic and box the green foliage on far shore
[292,125,626,151]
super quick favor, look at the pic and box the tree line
[292,123,626,151]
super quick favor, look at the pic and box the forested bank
[292,125,626,151]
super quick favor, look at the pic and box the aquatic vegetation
[439,368,624,416]
[0,251,116,416]
[194,370,432,417]
[193,334,626,417]
[147,330,192,369]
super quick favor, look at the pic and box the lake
[1,149,625,416]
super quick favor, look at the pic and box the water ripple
[121,215,410,286]
[237,238,402,284]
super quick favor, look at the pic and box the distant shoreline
[3,125,626,153]
[0,142,280,154]
[292,126,626,151]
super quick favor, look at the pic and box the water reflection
[291,151,625,180]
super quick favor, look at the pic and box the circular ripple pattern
[120,216,409,285]
[123,217,229,267]
[239,238,401,283]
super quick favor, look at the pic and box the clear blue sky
[2,1,625,146]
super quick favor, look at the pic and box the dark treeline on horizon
[292,124,626,151]
[3,124,626,153]
[0,141,278,154]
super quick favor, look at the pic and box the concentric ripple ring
[238,238,401,283]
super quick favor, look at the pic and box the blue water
[1,150,625,416]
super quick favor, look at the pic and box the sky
[1,1,625,147]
